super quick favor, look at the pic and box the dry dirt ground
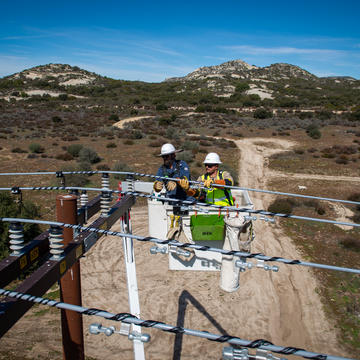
[0,138,354,359]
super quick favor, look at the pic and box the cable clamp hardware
[235,259,279,273]
[223,347,287,360]
[150,246,168,255]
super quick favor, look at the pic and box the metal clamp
[223,347,287,360]
[150,246,168,255]
[235,259,279,273]
[259,216,276,224]
[168,245,191,258]
[244,215,257,222]
[89,323,150,343]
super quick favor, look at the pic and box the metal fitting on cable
[244,215,257,222]
[168,245,191,258]
[223,347,287,360]
[80,190,88,207]
[100,191,111,217]
[56,171,65,187]
[235,259,279,273]
[235,259,253,272]
[150,246,168,255]
[259,216,276,224]
[11,186,23,212]
[89,323,151,343]
[9,222,25,256]
[49,225,64,259]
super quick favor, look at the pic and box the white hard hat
[203,152,222,164]
[158,143,183,157]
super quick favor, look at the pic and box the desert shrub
[131,130,143,139]
[56,153,74,161]
[335,156,348,164]
[294,149,304,155]
[124,139,134,145]
[306,124,321,139]
[253,108,272,119]
[78,147,101,164]
[158,117,173,126]
[183,140,199,152]
[67,144,83,157]
[52,116,62,123]
[307,147,318,153]
[268,198,295,214]
[112,162,133,180]
[339,237,360,252]
[177,150,194,163]
[109,114,119,121]
[0,193,41,260]
[156,104,168,111]
[106,142,117,148]
[61,165,90,186]
[96,164,110,171]
[27,154,38,159]
[29,143,44,154]
[62,135,79,141]
[11,147,27,153]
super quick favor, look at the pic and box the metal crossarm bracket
[223,347,287,360]
[89,323,150,343]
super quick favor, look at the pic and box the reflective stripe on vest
[201,171,234,206]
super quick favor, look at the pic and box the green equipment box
[190,214,225,241]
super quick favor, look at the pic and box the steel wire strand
[0,186,359,229]
[0,217,359,274]
[0,289,355,360]
[0,170,360,207]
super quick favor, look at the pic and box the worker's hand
[153,181,164,192]
[179,177,190,190]
[203,178,213,188]
[166,181,177,191]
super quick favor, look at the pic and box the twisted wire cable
[0,170,359,207]
[0,288,354,360]
[0,217,359,274]
[1,186,358,229]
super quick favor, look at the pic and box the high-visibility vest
[201,171,234,206]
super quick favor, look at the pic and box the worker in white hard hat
[197,152,234,206]
[153,143,192,200]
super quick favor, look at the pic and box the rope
[0,217,359,274]
[0,186,359,228]
[0,288,354,360]
[0,170,359,207]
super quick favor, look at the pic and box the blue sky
[1,0,360,82]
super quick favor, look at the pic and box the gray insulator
[100,192,111,217]
[49,225,64,259]
[80,191,88,207]
[9,222,24,256]
[128,331,151,343]
[101,173,110,189]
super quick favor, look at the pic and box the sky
[1,0,360,82]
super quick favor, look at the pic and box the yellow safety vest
[201,171,234,206]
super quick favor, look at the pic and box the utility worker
[197,152,234,206]
[153,143,191,200]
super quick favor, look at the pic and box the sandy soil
[1,137,352,359]
[80,137,348,359]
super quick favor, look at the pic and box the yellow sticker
[60,260,67,274]
[19,255,27,269]
[30,247,39,262]
[76,244,83,259]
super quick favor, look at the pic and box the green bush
[29,143,44,154]
[52,116,62,123]
[268,198,295,214]
[253,108,272,119]
[112,162,133,180]
[78,147,101,164]
[67,144,83,157]
[306,124,321,139]
[106,142,117,148]
[339,237,360,252]
[61,164,90,186]
[109,114,119,121]
[177,150,194,163]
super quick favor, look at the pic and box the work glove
[153,181,164,192]
[166,181,177,191]
[203,178,213,188]
[179,177,190,191]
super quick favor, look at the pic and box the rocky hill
[0,60,359,109]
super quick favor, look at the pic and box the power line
[2,186,358,229]
[0,288,354,360]
[1,217,359,275]
[0,170,359,207]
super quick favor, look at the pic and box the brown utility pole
[56,194,84,360]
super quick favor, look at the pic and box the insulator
[100,191,111,217]
[101,173,110,189]
[9,222,24,256]
[80,190,88,207]
[49,225,64,259]
[126,175,134,192]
